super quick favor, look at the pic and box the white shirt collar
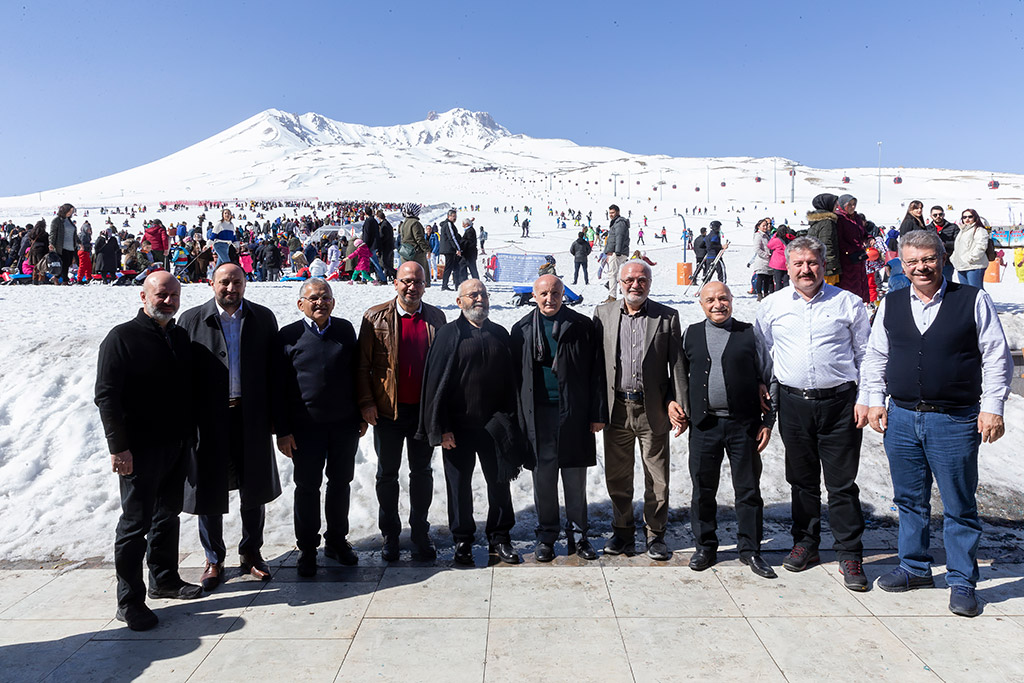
[910,278,947,304]
[397,301,423,317]
[215,300,243,319]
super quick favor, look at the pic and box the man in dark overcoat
[95,271,202,631]
[510,274,607,562]
[178,262,282,590]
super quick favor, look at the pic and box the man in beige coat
[593,260,686,560]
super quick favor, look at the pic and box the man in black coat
[177,262,283,591]
[679,282,776,579]
[360,206,386,282]
[459,218,479,281]
[95,271,202,631]
[376,209,396,281]
[276,278,365,576]
[437,209,463,291]
[418,279,521,565]
[510,275,607,562]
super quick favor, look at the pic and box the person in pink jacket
[767,228,789,290]
[144,219,170,267]
[345,238,374,283]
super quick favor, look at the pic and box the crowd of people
[93,197,1013,629]
[682,193,1009,306]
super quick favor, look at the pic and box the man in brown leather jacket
[356,261,447,561]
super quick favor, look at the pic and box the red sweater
[397,311,429,404]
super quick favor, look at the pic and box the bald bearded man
[96,271,201,631]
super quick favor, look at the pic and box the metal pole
[773,158,777,204]
[706,165,710,205]
[877,142,882,204]
[790,166,795,204]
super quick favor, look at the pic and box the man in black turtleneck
[678,281,776,579]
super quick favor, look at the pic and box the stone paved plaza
[3,522,1024,682]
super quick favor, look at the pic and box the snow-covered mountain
[2,107,1023,224]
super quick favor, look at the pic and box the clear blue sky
[1,0,1021,196]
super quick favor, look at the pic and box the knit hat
[403,202,421,218]
[838,194,856,208]
[353,238,363,247]
[710,220,722,229]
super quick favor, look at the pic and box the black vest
[883,282,982,408]
[683,319,761,427]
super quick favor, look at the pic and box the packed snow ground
[3,196,1024,562]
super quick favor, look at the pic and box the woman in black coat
[94,230,121,281]
[898,200,926,237]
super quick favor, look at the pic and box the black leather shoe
[689,547,717,571]
[647,539,672,562]
[324,541,359,566]
[839,560,868,591]
[200,561,223,592]
[148,580,203,600]
[783,545,820,572]
[116,602,159,631]
[381,536,400,562]
[296,550,317,578]
[411,540,438,562]
[741,554,777,579]
[239,552,272,581]
[603,535,636,556]
[576,538,598,561]
[534,542,555,563]
[489,542,522,564]
[453,541,475,566]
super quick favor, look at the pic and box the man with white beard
[95,271,202,631]
[418,279,522,566]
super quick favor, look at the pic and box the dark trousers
[688,415,764,558]
[460,256,479,282]
[374,403,434,542]
[198,406,266,563]
[532,403,588,544]
[114,447,186,607]
[772,268,789,291]
[573,261,589,285]
[292,421,359,552]
[60,249,74,281]
[441,252,462,289]
[442,427,515,544]
[778,387,865,561]
[754,273,774,300]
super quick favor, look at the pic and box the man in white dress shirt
[756,236,871,590]
[856,229,1012,617]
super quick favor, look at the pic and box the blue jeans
[957,268,986,290]
[883,403,982,587]
[368,252,386,281]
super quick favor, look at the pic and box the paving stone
[42,637,219,682]
[605,566,741,617]
[490,566,613,618]
[337,618,486,682]
[364,566,492,618]
[191,637,349,681]
[618,617,785,682]
[485,618,632,683]
[880,615,1024,682]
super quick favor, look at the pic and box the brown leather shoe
[240,553,272,581]
[201,561,224,592]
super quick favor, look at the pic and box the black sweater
[277,317,360,433]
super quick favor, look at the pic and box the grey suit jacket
[593,298,685,436]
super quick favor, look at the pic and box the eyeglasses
[619,277,650,286]
[300,295,333,303]
[460,291,488,299]
[931,212,944,217]
[961,215,974,221]
[397,278,425,287]
[902,256,939,267]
